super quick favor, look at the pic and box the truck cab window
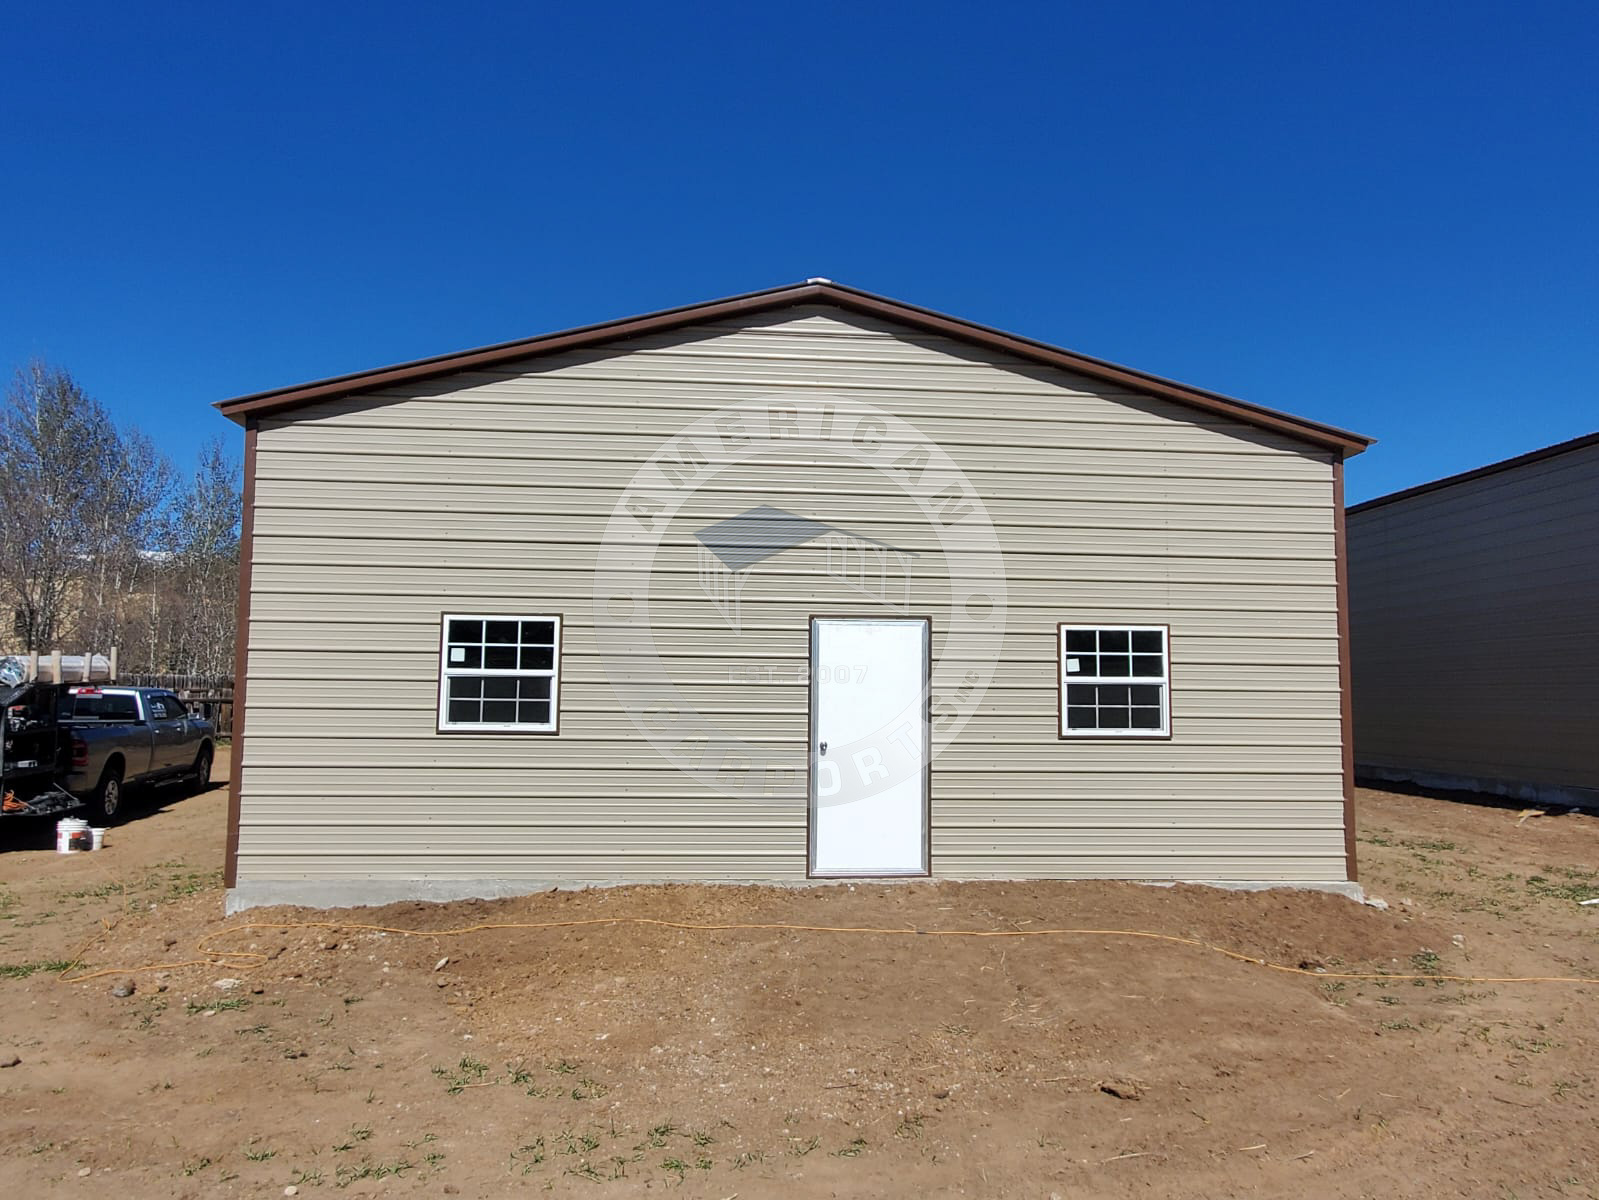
[71,694,140,721]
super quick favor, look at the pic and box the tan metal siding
[237,307,1347,884]
[1349,442,1599,796]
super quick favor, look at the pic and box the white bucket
[56,817,90,854]
[90,828,106,851]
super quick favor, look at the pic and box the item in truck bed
[3,788,83,819]
[0,654,114,685]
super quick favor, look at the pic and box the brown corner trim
[223,422,258,890]
[214,281,1373,457]
[1332,458,1358,882]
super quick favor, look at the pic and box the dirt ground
[1,754,1596,1198]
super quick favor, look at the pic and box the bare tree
[76,426,175,659]
[153,438,240,675]
[0,363,121,650]
[0,362,239,676]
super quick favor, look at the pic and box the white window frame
[1058,624,1171,739]
[437,613,562,734]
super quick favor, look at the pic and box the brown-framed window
[1060,625,1170,737]
[437,614,561,733]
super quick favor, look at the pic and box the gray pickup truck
[60,687,216,822]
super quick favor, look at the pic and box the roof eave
[1347,429,1599,515]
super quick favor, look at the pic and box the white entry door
[809,617,930,877]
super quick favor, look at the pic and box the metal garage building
[217,281,1372,910]
[1348,432,1599,807]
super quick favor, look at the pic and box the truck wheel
[87,765,125,824]
[190,746,214,795]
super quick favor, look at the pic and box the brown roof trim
[215,280,1373,456]
[1348,429,1599,516]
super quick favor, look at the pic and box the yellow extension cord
[56,915,1599,987]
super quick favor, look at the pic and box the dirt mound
[3,776,1597,1197]
[152,878,1460,1196]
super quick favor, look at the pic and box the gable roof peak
[215,281,1371,457]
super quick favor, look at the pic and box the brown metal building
[1348,432,1599,806]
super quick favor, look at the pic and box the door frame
[806,614,933,879]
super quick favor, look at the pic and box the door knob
[819,741,827,755]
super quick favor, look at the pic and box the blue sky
[2,1,1594,502]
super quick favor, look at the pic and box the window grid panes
[1060,626,1169,737]
[438,614,560,732]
